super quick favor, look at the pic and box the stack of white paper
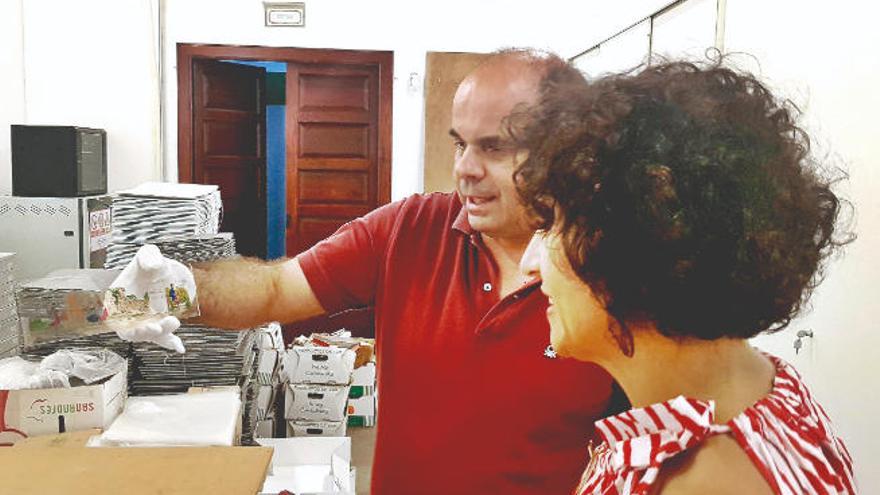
[98,390,241,447]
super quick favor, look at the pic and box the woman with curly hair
[513,60,856,494]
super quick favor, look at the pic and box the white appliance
[0,196,112,281]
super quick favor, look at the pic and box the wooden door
[192,60,266,258]
[286,63,380,255]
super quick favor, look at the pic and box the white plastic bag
[0,356,70,390]
[39,349,126,384]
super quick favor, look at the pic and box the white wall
[724,1,880,489]
[162,0,671,200]
[0,0,25,195]
[0,0,162,195]
[3,0,672,198]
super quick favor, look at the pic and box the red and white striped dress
[576,355,855,494]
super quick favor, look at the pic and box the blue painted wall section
[266,104,286,259]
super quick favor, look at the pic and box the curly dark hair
[511,58,853,347]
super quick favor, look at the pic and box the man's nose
[453,147,485,180]
[520,233,543,280]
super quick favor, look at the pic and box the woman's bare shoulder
[653,434,774,495]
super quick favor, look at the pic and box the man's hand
[113,244,196,314]
[115,315,185,353]
[110,244,195,353]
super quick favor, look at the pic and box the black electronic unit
[11,125,108,197]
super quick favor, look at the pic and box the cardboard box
[348,385,375,399]
[350,362,375,386]
[347,415,375,428]
[257,322,285,351]
[1,443,273,494]
[0,361,126,445]
[346,394,375,418]
[256,349,281,386]
[254,418,275,439]
[255,384,276,421]
[346,394,376,428]
[282,345,356,385]
[286,420,347,438]
[258,437,355,494]
[284,383,349,422]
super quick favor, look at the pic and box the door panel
[299,74,369,109]
[298,171,369,203]
[298,157,369,171]
[299,123,369,157]
[203,119,260,155]
[286,63,380,256]
[192,60,266,258]
[202,70,261,110]
[297,204,372,218]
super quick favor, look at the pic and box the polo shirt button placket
[482,282,492,292]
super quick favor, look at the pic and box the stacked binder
[104,233,236,270]
[105,182,223,268]
[128,323,283,444]
[128,324,256,396]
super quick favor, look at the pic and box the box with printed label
[350,362,375,386]
[347,415,375,428]
[284,383,349,422]
[348,385,375,398]
[286,419,347,437]
[346,394,375,418]
[281,345,356,385]
[346,394,376,428]
[0,362,126,445]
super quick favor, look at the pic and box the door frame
[176,42,393,206]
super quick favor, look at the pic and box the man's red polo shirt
[298,193,618,495]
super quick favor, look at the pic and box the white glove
[110,245,196,353]
[116,315,185,353]
[112,244,196,314]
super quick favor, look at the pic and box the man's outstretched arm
[192,256,326,329]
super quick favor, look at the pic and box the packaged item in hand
[17,269,121,346]
[18,266,198,347]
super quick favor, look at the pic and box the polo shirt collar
[451,194,474,236]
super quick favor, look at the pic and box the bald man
[133,50,619,494]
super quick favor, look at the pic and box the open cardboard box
[2,430,273,495]
[258,437,355,495]
[0,361,126,445]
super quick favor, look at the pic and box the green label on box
[347,415,376,427]
[348,385,375,398]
